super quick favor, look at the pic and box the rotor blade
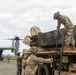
[4,36,23,40]
[19,39,23,40]
[4,39,14,40]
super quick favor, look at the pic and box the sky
[0,0,76,55]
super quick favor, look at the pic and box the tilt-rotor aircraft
[0,36,22,60]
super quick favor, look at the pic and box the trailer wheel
[37,64,49,75]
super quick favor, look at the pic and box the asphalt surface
[0,60,17,75]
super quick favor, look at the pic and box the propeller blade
[19,39,23,40]
[4,36,23,40]
[4,39,13,40]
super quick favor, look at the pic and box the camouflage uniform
[7,54,10,63]
[22,54,29,75]
[54,12,75,46]
[25,47,53,75]
[16,52,23,75]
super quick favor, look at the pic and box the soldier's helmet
[53,11,60,19]
[30,46,38,53]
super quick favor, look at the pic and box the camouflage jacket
[25,54,52,75]
[57,15,74,31]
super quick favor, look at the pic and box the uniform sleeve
[33,57,53,63]
[22,60,26,69]
[57,20,61,32]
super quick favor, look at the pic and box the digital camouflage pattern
[22,59,27,75]
[25,47,53,75]
[7,54,10,63]
[25,54,53,75]
[16,53,23,75]
[22,52,29,75]
[54,12,75,46]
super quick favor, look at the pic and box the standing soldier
[16,52,23,75]
[6,54,10,63]
[25,47,53,75]
[53,11,75,50]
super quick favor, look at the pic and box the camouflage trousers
[25,65,38,75]
[17,65,22,75]
[25,70,36,75]
[65,28,75,46]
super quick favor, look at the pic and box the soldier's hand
[39,63,43,65]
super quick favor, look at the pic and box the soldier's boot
[64,45,70,51]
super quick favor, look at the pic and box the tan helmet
[30,46,38,53]
[53,11,60,19]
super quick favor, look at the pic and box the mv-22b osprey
[0,36,22,60]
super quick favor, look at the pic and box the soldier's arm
[57,20,61,32]
[43,58,53,63]
[33,57,53,63]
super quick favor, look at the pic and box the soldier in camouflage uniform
[53,11,75,50]
[6,54,10,63]
[16,52,24,75]
[24,47,53,75]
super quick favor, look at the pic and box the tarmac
[0,60,17,75]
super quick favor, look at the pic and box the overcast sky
[0,0,76,55]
